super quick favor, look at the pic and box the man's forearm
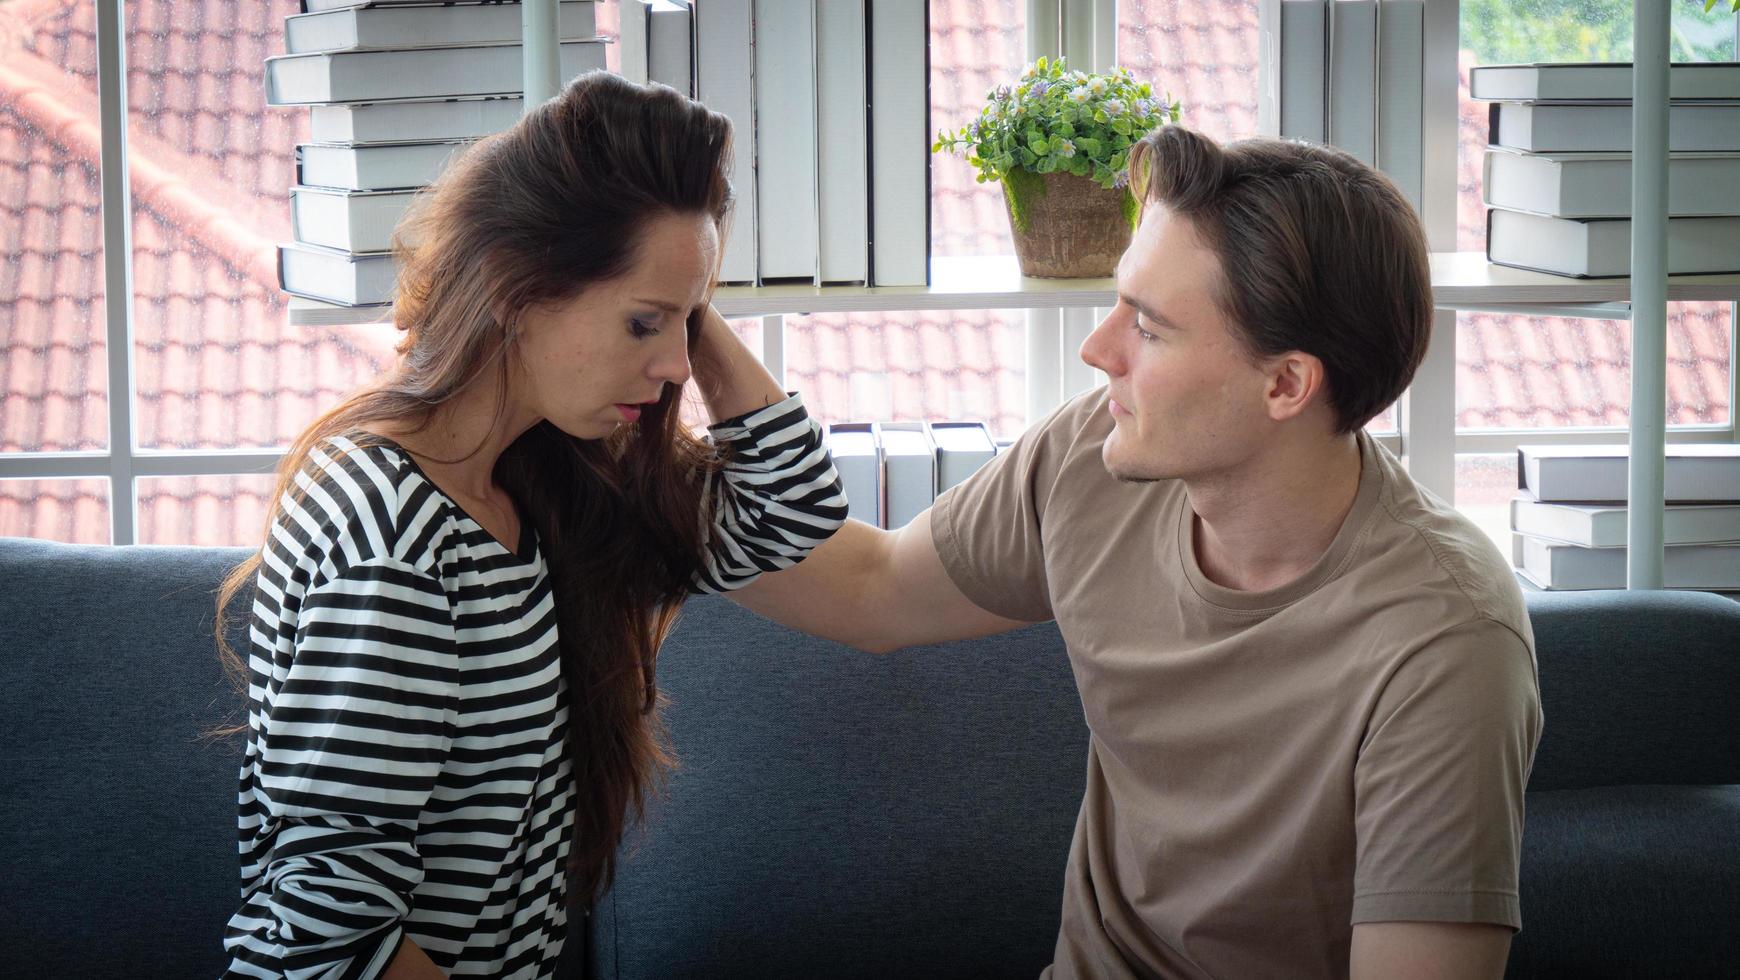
[383,935,447,979]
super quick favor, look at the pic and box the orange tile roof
[0,0,1730,545]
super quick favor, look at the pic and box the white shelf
[287,252,1740,326]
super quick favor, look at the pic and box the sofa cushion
[588,595,1086,979]
[0,538,252,979]
[1506,783,1740,978]
[1523,590,1740,791]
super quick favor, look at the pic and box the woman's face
[512,211,720,440]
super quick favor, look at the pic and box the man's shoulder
[1358,445,1531,641]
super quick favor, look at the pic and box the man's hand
[1350,922,1512,980]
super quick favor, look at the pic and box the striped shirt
[223,395,845,979]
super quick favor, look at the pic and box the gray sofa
[3,536,1737,978]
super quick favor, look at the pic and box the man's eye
[1134,319,1158,342]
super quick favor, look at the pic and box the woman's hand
[689,304,788,424]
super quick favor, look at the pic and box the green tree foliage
[1463,0,1736,64]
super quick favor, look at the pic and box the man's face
[1080,206,1275,483]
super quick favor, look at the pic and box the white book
[290,186,420,253]
[285,1,598,54]
[1483,147,1740,219]
[648,0,694,95]
[928,421,997,492]
[1518,536,1740,591]
[754,0,819,282]
[1260,0,1326,143]
[298,141,475,191]
[1326,0,1376,165]
[816,0,869,285]
[827,422,882,527]
[1487,209,1740,279]
[1517,444,1740,504]
[265,40,608,105]
[619,0,650,84]
[1510,496,1740,549]
[278,242,399,306]
[1488,102,1740,154]
[310,97,523,145]
[695,0,757,284]
[1471,62,1740,102]
[1375,0,1422,212]
[880,422,936,529]
[867,0,929,287]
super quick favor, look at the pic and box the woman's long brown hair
[215,70,735,905]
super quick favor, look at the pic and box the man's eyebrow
[1119,293,1175,328]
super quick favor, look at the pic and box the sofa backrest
[0,537,253,979]
[587,595,1086,980]
[1523,589,1740,791]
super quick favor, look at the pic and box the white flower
[1102,99,1125,117]
[1087,77,1109,96]
[1054,138,1076,158]
[1068,85,1091,104]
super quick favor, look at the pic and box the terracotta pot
[1002,170,1136,278]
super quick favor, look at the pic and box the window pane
[136,473,277,547]
[124,0,398,450]
[784,309,1026,437]
[931,0,1026,259]
[3,2,108,452]
[1459,2,1737,252]
[1454,452,1516,557]
[1118,1,1260,144]
[0,479,110,544]
[1456,303,1732,429]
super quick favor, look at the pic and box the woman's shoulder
[272,431,460,575]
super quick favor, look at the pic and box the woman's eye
[630,317,658,339]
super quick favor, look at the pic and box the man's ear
[1263,351,1327,423]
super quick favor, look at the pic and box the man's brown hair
[1127,126,1433,433]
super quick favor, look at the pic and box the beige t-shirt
[931,389,1542,980]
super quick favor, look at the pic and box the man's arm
[728,509,1036,654]
[1350,922,1512,980]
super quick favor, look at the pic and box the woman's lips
[615,404,642,422]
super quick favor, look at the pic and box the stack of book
[265,1,607,307]
[1510,444,1740,592]
[827,421,1001,528]
[666,0,931,287]
[1470,62,1740,278]
[1262,0,1427,214]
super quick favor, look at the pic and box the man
[732,125,1542,979]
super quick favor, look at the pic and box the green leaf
[1112,117,1133,136]
[1031,137,1050,155]
[1110,149,1127,171]
[1067,157,1090,177]
[1037,157,1058,174]
[1016,146,1038,167]
[1058,119,1076,138]
[1076,137,1102,157]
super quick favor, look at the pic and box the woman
[217,71,845,978]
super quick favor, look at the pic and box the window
[1453,0,1739,548]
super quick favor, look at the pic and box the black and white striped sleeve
[692,392,848,594]
[230,558,459,980]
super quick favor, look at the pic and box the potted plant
[934,57,1181,278]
